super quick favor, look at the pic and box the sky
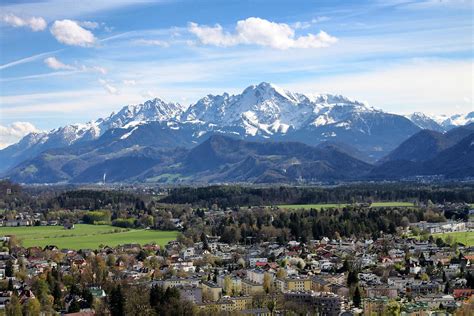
[0,0,473,148]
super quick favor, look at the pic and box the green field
[370,202,414,207]
[277,203,349,210]
[0,224,178,250]
[433,231,474,247]
[277,201,414,210]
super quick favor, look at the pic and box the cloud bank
[1,13,47,31]
[188,17,337,50]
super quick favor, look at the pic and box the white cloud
[1,13,47,31]
[134,39,170,47]
[99,79,118,94]
[44,56,75,70]
[0,122,41,149]
[43,56,107,74]
[188,17,338,50]
[50,19,96,47]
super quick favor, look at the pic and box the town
[0,182,473,315]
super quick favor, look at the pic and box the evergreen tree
[7,278,13,291]
[353,286,362,308]
[466,272,474,289]
[213,268,218,283]
[5,259,14,278]
[149,284,165,308]
[347,270,359,287]
[444,281,450,294]
[52,281,62,308]
[109,285,125,316]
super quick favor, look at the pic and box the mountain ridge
[1,82,473,177]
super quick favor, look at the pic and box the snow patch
[120,127,138,140]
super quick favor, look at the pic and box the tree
[68,299,81,313]
[136,250,147,262]
[386,300,400,316]
[420,273,430,281]
[7,278,13,291]
[263,273,273,293]
[353,286,362,308]
[109,285,125,316]
[466,272,474,289]
[124,286,153,316]
[5,259,14,277]
[149,284,165,308]
[52,281,62,309]
[6,294,22,316]
[444,281,450,294]
[223,276,233,295]
[23,298,41,316]
[201,232,209,251]
[213,269,218,283]
[276,268,287,279]
[106,254,116,267]
[32,278,53,312]
[347,270,359,287]
[267,299,276,314]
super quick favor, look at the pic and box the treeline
[182,206,446,244]
[162,184,474,207]
[53,190,148,211]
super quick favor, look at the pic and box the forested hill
[161,184,474,208]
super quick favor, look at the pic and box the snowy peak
[241,82,299,103]
[103,98,184,129]
[406,112,445,132]
[182,82,377,136]
[4,82,473,162]
[435,112,474,129]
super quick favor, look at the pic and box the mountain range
[1,82,473,184]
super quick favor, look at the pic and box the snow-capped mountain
[100,98,185,130]
[1,82,471,174]
[405,112,445,132]
[435,112,474,129]
[181,82,377,137]
[0,98,183,172]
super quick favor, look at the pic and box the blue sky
[0,0,472,147]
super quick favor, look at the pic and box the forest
[161,183,474,207]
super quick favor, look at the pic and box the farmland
[0,224,178,250]
[277,201,415,210]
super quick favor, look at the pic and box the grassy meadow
[433,231,474,247]
[0,224,178,250]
